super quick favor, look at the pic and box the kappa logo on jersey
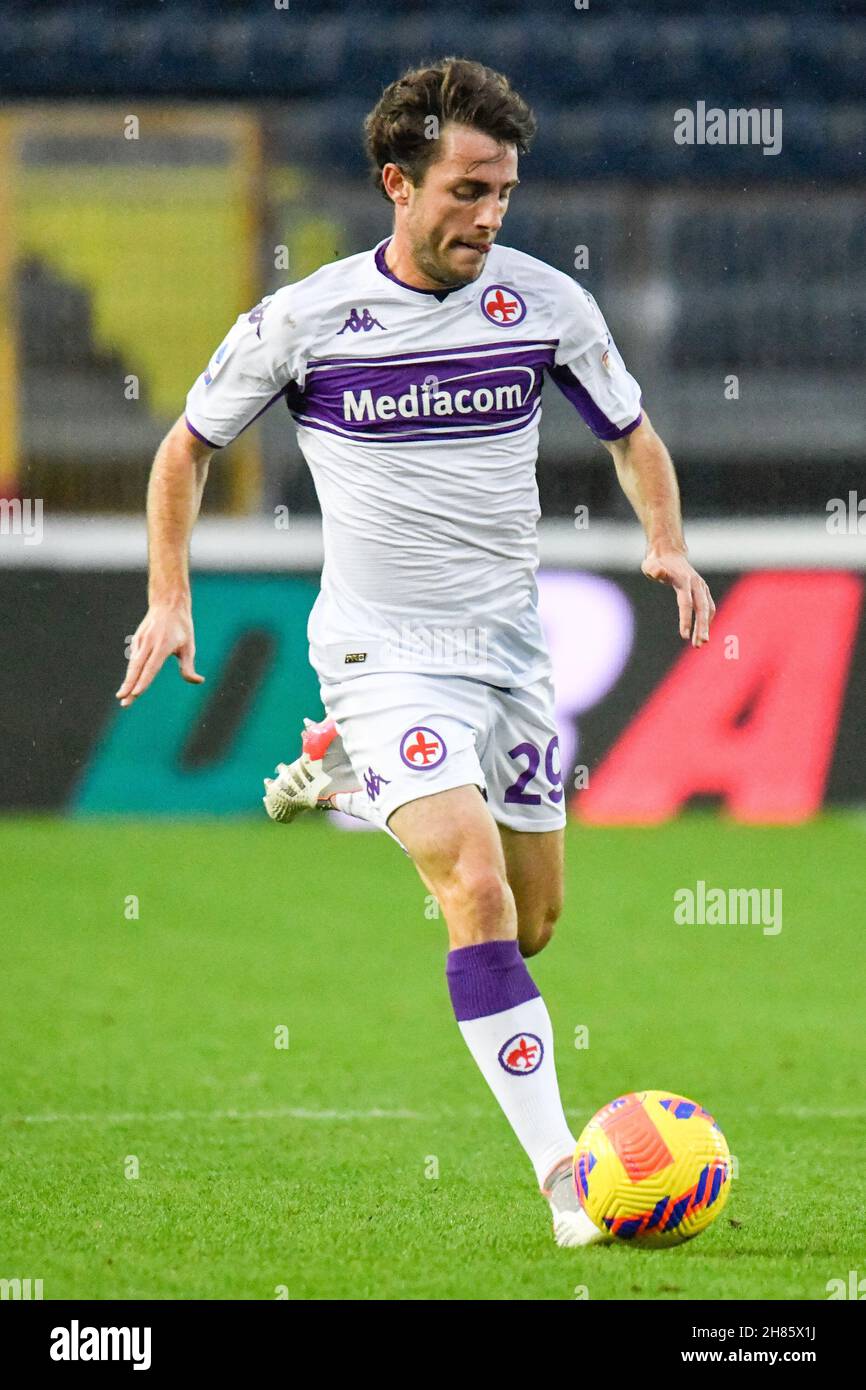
[247,297,272,339]
[399,726,447,770]
[481,284,527,327]
[338,307,386,335]
[498,1032,544,1075]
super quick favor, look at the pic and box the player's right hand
[115,603,205,707]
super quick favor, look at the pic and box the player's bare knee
[439,866,516,940]
[449,865,513,924]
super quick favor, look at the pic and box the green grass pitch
[2,813,863,1300]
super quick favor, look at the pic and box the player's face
[406,124,519,288]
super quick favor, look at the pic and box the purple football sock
[445,938,576,1185]
[446,938,539,1021]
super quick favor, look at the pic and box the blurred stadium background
[1,0,866,1303]
[1,0,864,516]
[0,0,863,816]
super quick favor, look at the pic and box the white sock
[330,789,378,823]
[446,940,576,1186]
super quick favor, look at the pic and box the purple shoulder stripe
[547,362,642,441]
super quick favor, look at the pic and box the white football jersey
[185,237,643,686]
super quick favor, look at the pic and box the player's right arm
[115,417,214,707]
[116,286,304,708]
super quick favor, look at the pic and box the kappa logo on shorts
[399,726,447,770]
[498,1032,544,1076]
[481,284,527,327]
[364,767,390,801]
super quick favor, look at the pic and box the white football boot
[262,717,361,823]
[541,1155,613,1248]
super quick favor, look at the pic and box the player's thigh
[389,785,517,943]
[321,671,513,935]
[498,823,565,954]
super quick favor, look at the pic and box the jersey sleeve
[184,289,303,449]
[547,279,643,441]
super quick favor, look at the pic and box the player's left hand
[641,549,716,647]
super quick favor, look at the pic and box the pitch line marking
[4,1103,866,1126]
[4,1106,424,1126]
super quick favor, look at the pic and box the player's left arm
[602,413,716,647]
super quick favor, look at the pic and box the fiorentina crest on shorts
[480,284,527,327]
[498,1032,544,1075]
[399,726,447,770]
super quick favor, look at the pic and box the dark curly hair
[363,56,536,200]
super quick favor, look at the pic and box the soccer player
[117,58,715,1247]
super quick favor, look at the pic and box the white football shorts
[318,670,567,834]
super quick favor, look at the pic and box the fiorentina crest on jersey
[498,1032,544,1075]
[481,284,527,327]
[399,726,447,770]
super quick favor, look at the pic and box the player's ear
[381,161,411,204]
